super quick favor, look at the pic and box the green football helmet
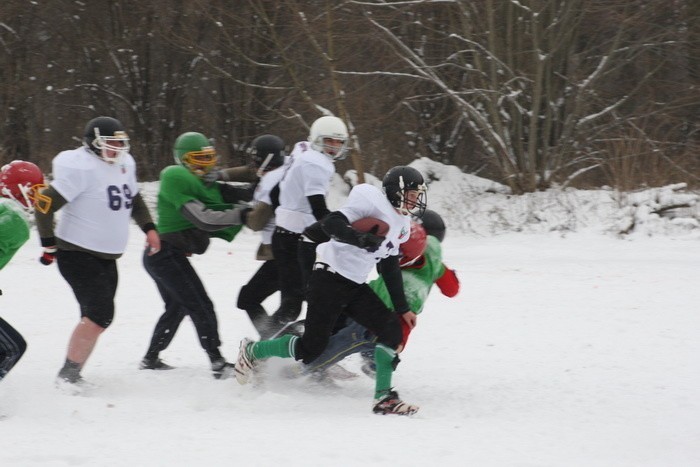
[173,132,218,176]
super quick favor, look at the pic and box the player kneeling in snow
[234,166,427,415]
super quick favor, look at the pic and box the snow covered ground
[1,162,699,466]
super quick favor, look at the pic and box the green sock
[374,344,396,399]
[251,334,298,360]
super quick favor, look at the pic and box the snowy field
[1,161,699,466]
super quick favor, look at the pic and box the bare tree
[349,0,698,193]
[0,0,697,190]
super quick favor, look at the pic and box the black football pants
[270,229,305,324]
[295,268,403,364]
[142,242,222,361]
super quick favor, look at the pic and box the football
[351,217,390,236]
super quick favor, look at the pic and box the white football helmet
[308,116,349,161]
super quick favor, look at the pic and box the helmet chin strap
[397,176,411,215]
[256,153,275,177]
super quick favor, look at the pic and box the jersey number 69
[107,184,134,211]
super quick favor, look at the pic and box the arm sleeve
[130,192,156,233]
[269,183,280,209]
[321,211,362,246]
[302,221,331,244]
[435,266,460,297]
[34,185,68,241]
[307,194,330,220]
[377,255,410,313]
[180,200,245,232]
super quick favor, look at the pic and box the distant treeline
[0,0,697,192]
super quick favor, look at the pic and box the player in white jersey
[229,135,290,337]
[35,116,160,390]
[267,116,349,335]
[234,166,428,416]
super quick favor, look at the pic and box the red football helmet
[399,221,428,267]
[0,160,46,211]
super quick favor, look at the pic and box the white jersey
[275,141,335,233]
[316,183,411,284]
[51,146,139,254]
[253,157,289,245]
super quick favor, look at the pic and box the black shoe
[212,358,235,380]
[139,357,175,370]
[57,366,82,384]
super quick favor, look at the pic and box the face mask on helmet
[173,131,218,176]
[0,160,48,214]
[399,221,428,267]
[382,166,428,217]
[308,116,349,161]
[83,116,130,164]
[249,134,286,177]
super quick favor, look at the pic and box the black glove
[355,226,384,253]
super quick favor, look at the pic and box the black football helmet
[249,134,286,176]
[418,209,445,242]
[382,166,427,216]
[83,116,130,164]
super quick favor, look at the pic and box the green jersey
[369,235,445,314]
[155,165,242,242]
[0,200,30,270]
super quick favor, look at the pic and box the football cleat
[372,389,419,416]
[139,357,175,371]
[211,358,236,380]
[234,338,257,384]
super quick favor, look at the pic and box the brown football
[351,217,390,236]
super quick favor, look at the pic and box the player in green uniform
[0,161,46,383]
[140,131,256,378]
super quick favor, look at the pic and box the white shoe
[234,338,256,385]
[372,389,419,416]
